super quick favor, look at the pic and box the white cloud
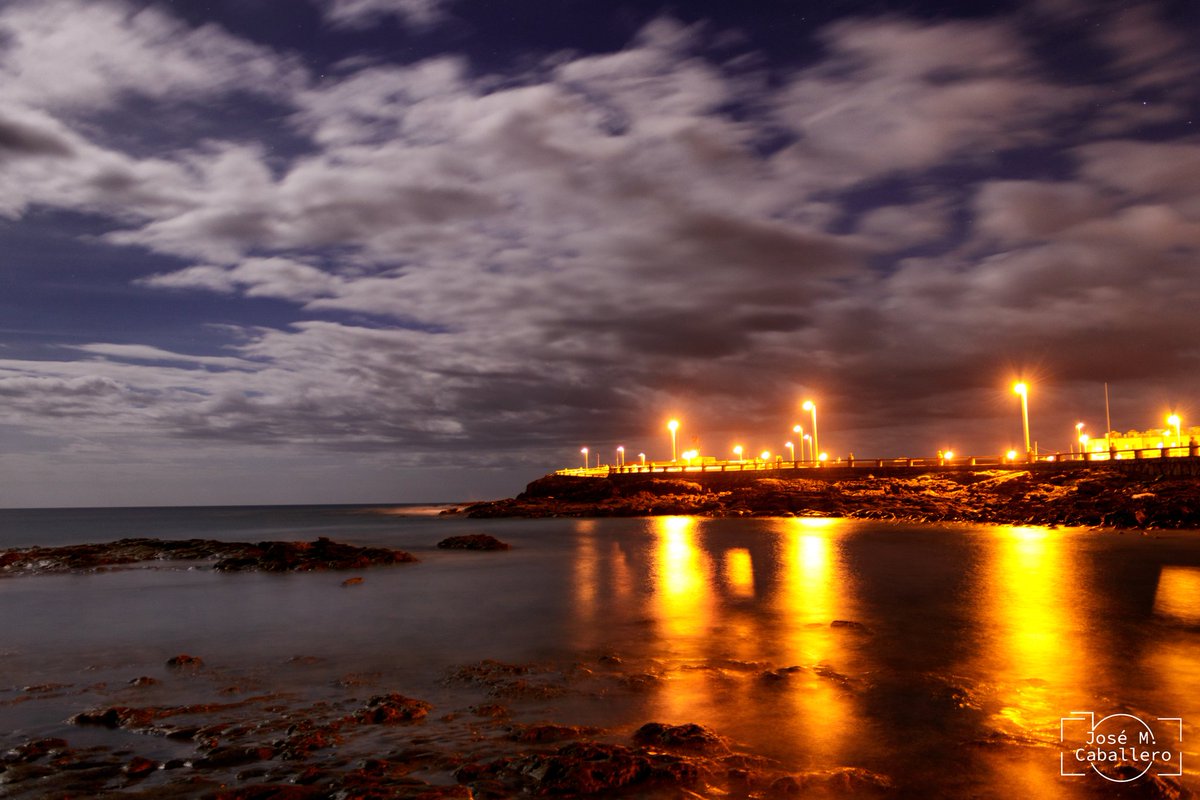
[1,3,1199,491]
[0,0,304,111]
[318,0,450,29]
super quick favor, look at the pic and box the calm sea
[2,506,1199,797]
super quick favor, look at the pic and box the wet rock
[4,737,69,763]
[128,676,160,687]
[357,693,432,724]
[473,741,697,795]
[767,767,893,796]
[167,654,205,669]
[468,703,509,718]
[0,536,417,578]
[830,619,870,631]
[22,682,70,693]
[123,755,158,778]
[632,722,728,754]
[71,706,158,730]
[758,666,805,682]
[436,534,511,551]
[212,786,326,799]
[194,745,276,768]
[508,723,599,743]
[341,576,364,587]
[214,537,418,572]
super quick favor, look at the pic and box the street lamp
[803,434,812,462]
[760,451,771,463]
[786,441,795,461]
[580,447,589,469]
[792,425,803,460]
[1168,414,1182,447]
[1074,422,1084,455]
[733,445,744,462]
[617,445,624,466]
[638,452,646,466]
[1079,433,1090,454]
[667,419,679,462]
[1013,382,1031,459]
[802,401,818,461]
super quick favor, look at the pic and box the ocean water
[2,506,1200,797]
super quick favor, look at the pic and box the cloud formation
[1,0,1198,503]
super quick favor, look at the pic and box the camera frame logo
[1060,711,1184,783]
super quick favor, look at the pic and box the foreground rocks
[0,654,897,800]
[0,536,417,577]
[455,468,1200,529]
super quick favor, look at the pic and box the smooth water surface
[2,507,1199,797]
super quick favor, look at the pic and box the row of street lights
[578,385,1188,469]
[580,401,826,468]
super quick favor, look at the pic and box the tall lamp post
[802,401,818,463]
[792,424,804,461]
[733,445,744,463]
[1013,382,1031,460]
[786,441,795,462]
[580,447,589,469]
[1168,414,1182,448]
[617,445,625,467]
[667,419,679,462]
[1074,422,1084,456]
[803,434,812,462]
[638,452,646,466]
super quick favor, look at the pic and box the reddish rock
[508,723,599,743]
[5,737,69,763]
[167,654,205,669]
[123,756,158,778]
[357,693,432,724]
[632,722,728,754]
[70,706,158,730]
[341,576,364,586]
[212,786,325,800]
[128,676,160,687]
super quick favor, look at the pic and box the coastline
[452,467,1200,530]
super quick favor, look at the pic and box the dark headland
[454,460,1200,530]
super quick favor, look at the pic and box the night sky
[3,0,1200,507]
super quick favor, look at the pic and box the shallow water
[2,507,1199,797]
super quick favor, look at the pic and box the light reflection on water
[2,509,1200,797]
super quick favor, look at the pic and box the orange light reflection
[772,517,856,761]
[982,526,1087,743]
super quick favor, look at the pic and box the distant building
[1097,426,1200,452]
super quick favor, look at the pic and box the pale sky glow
[1,0,1199,506]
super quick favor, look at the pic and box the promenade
[557,443,1200,480]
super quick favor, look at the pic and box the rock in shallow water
[436,534,511,551]
[0,536,417,577]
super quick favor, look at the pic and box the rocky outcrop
[436,534,511,550]
[456,468,1200,529]
[0,537,417,578]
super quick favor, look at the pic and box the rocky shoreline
[453,468,1200,529]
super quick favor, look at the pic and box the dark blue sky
[2,0,1199,506]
